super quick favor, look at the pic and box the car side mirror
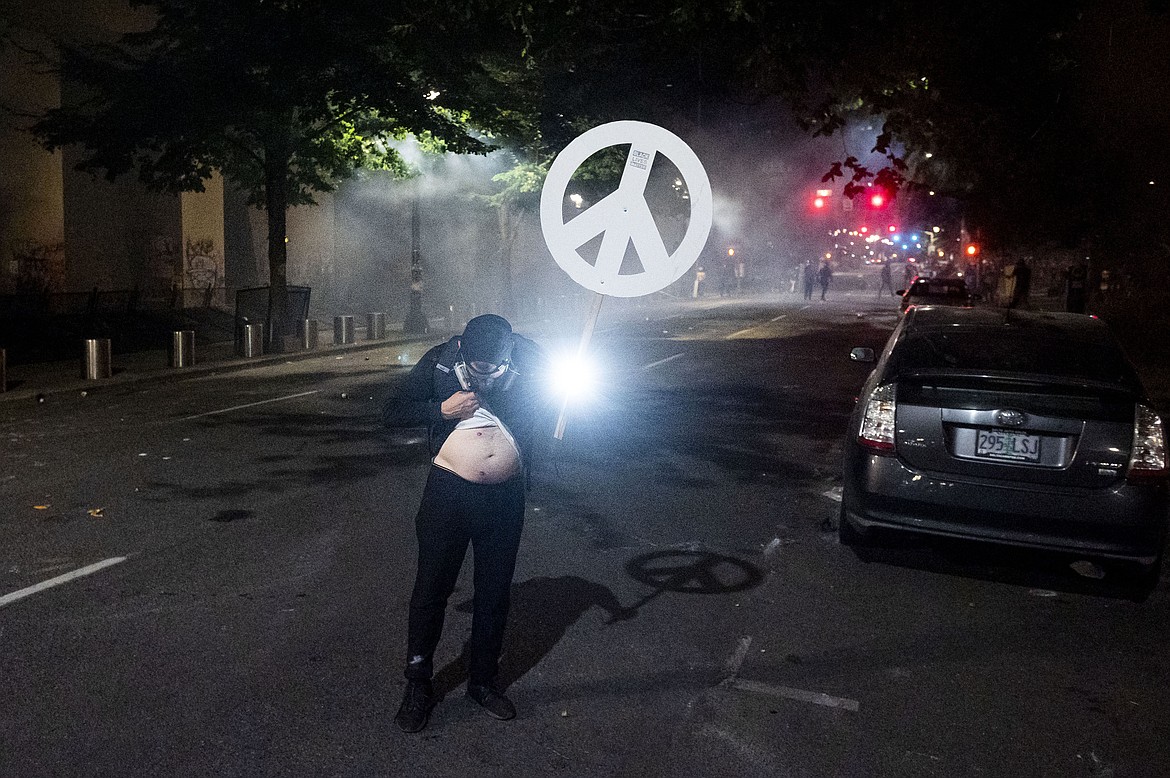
[850,347,876,363]
[895,289,906,296]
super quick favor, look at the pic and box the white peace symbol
[540,121,713,297]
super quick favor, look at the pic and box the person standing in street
[818,260,833,301]
[802,259,816,300]
[382,314,553,733]
[878,262,895,297]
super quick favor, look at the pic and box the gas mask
[453,314,517,393]
[453,350,516,393]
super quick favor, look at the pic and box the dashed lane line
[731,679,861,713]
[178,390,320,421]
[0,557,128,609]
[642,353,685,371]
[724,635,754,676]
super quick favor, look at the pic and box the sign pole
[553,292,605,440]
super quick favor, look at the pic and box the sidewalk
[0,320,452,404]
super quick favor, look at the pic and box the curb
[0,328,454,404]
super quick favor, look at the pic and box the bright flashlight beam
[549,352,599,403]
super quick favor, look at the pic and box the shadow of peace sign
[540,121,713,298]
[622,549,764,611]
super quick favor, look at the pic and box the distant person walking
[802,259,816,300]
[818,261,833,301]
[1011,258,1032,308]
[878,263,895,297]
[692,265,707,299]
[902,262,915,290]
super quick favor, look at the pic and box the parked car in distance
[898,276,977,313]
[841,306,1167,592]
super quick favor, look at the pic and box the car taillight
[859,383,897,454]
[1127,404,1167,482]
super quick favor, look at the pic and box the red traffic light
[965,243,979,257]
[887,225,897,233]
[813,197,825,209]
[870,193,885,208]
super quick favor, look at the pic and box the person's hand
[441,391,480,420]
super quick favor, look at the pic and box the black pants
[405,466,525,686]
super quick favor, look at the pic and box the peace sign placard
[540,121,713,297]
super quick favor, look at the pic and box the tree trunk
[497,201,517,316]
[264,135,291,354]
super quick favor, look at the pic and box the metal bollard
[83,338,112,380]
[0,347,5,392]
[241,323,264,357]
[169,330,195,368]
[333,315,354,345]
[366,312,387,340]
[300,318,318,350]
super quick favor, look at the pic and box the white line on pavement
[0,557,128,609]
[727,313,790,339]
[180,390,320,420]
[731,679,861,712]
[723,635,753,676]
[642,353,685,370]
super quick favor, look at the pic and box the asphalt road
[2,292,1167,777]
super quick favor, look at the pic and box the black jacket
[382,333,555,465]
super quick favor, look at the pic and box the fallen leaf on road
[87,508,105,518]
[33,505,49,510]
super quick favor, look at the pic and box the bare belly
[433,426,522,484]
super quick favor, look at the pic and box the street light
[403,180,428,334]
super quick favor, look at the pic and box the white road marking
[731,679,861,712]
[642,353,685,370]
[726,313,789,338]
[724,635,753,676]
[0,557,127,609]
[180,390,320,420]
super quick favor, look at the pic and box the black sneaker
[467,683,516,721]
[395,680,434,733]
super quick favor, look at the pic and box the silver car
[841,306,1167,589]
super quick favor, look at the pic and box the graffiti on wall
[6,241,66,294]
[184,238,222,291]
[147,235,183,292]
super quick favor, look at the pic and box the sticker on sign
[540,121,713,298]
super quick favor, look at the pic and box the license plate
[975,429,1041,462]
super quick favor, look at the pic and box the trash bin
[300,318,319,350]
[170,330,195,368]
[241,323,264,357]
[367,312,387,340]
[334,315,355,345]
[83,338,112,380]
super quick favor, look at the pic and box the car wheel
[837,503,869,547]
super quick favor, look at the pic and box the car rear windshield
[911,281,967,297]
[888,328,1140,389]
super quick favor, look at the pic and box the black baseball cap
[461,314,513,365]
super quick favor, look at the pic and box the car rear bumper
[843,448,1169,564]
